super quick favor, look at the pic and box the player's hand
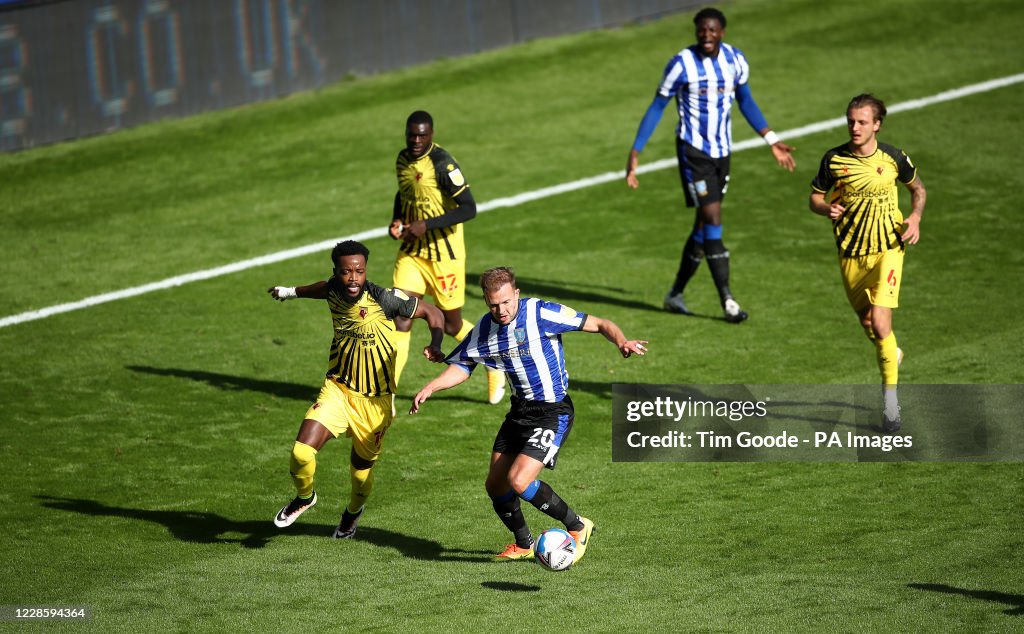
[268,286,297,301]
[402,220,427,242]
[828,203,846,221]
[625,150,641,189]
[901,215,921,245]
[423,346,445,363]
[771,142,796,172]
[388,219,404,240]
[621,339,648,358]
[409,387,433,414]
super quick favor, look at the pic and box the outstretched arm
[581,315,648,358]
[735,83,795,172]
[267,280,330,301]
[409,364,474,413]
[412,300,447,362]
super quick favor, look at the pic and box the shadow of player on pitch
[37,496,492,561]
[481,581,541,592]
[909,583,1024,616]
[126,365,317,401]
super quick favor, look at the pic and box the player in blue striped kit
[625,7,795,323]
[410,266,648,561]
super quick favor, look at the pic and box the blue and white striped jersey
[446,297,586,403]
[657,43,750,158]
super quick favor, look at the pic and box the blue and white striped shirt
[447,297,586,403]
[657,43,751,158]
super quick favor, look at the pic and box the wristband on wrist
[763,130,780,146]
[277,286,297,300]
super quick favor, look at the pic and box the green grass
[2,0,1023,630]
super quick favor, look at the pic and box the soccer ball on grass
[534,528,576,571]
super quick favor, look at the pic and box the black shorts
[492,394,575,470]
[676,139,731,208]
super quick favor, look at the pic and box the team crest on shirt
[877,166,884,175]
[515,328,527,345]
[448,165,465,187]
[359,307,368,319]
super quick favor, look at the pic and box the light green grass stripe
[2,72,1022,330]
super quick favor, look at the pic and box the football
[534,528,576,571]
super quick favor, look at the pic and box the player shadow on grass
[37,496,492,561]
[128,365,499,409]
[127,365,317,401]
[466,273,658,313]
[480,581,541,592]
[909,583,1024,616]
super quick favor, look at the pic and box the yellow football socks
[349,465,374,514]
[454,319,473,342]
[289,441,318,498]
[876,332,899,387]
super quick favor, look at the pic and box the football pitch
[2,0,1023,630]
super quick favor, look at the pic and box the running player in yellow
[389,110,506,404]
[268,240,445,537]
[809,94,926,433]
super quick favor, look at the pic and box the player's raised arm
[409,364,473,413]
[580,315,648,358]
[267,280,330,301]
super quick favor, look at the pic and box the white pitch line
[3,72,1023,330]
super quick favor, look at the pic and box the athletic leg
[487,452,534,555]
[274,419,333,527]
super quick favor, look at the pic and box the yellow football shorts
[393,251,465,311]
[304,378,393,462]
[838,247,905,313]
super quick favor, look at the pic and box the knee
[291,441,317,468]
[508,474,535,496]
[350,448,375,472]
[484,475,503,497]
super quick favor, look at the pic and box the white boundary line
[4,73,1023,330]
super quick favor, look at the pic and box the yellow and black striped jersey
[395,143,469,262]
[811,142,917,257]
[324,279,418,397]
